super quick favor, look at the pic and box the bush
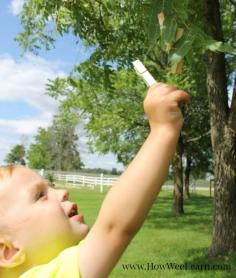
[45,172,56,187]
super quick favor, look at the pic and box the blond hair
[0,165,19,237]
[0,164,20,180]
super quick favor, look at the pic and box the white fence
[44,172,206,192]
[161,184,208,192]
[54,173,118,193]
[39,170,210,194]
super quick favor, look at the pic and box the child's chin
[71,222,90,238]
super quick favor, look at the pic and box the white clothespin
[133,59,185,108]
[132,59,156,87]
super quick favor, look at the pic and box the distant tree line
[5,116,84,171]
[4,118,122,175]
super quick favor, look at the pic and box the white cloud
[0,53,66,129]
[0,53,124,170]
[0,137,13,153]
[10,0,25,15]
[0,53,63,163]
[0,53,64,151]
[0,117,50,135]
[0,53,65,133]
[0,54,65,112]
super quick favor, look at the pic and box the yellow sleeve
[19,240,84,278]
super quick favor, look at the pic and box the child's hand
[144,82,191,133]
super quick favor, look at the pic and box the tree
[167,55,212,213]
[27,116,84,171]
[27,128,50,169]
[204,0,236,258]
[17,0,236,257]
[111,168,118,175]
[48,69,150,166]
[16,2,211,216]
[52,57,212,217]
[4,144,26,165]
[151,0,236,255]
[183,130,213,199]
[47,118,84,171]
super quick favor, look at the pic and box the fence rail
[55,173,117,192]
[37,170,211,194]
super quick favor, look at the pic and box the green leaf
[169,31,195,65]
[146,0,175,50]
[188,25,236,55]
[146,0,162,48]
[68,77,78,87]
[161,16,178,50]
[159,0,174,16]
[56,6,76,29]
[204,40,236,55]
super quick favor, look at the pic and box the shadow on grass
[182,247,236,277]
[145,193,214,232]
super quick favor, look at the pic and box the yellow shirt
[19,240,84,278]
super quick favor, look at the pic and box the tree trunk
[184,155,192,199]
[172,135,184,216]
[204,0,236,257]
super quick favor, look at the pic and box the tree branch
[186,130,211,143]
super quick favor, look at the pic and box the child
[0,82,190,278]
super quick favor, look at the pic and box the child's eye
[36,191,45,200]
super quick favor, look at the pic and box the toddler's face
[0,166,89,265]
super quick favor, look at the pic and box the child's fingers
[149,82,162,89]
[170,90,191,105]
[149,82,179,96]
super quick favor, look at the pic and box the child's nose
[58,189,69,202]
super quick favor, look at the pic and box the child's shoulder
[19,240,85,278]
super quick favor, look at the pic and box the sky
[0,0,125,171]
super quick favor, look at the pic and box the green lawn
[62,186,236,277]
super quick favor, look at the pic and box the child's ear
[0,239,25,268]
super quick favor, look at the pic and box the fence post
[82,176,85,187]
[100,173,104,193]
[40,168,44,177]
[210,179,214,197]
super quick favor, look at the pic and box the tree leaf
[169,31,195,65]
[159,15,178,52]
[146,0,162,48]
[204,40,236,55]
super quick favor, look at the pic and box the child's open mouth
[68,203,84,223]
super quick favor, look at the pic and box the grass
[60,186,236,277]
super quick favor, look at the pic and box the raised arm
[79,82,191,278]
